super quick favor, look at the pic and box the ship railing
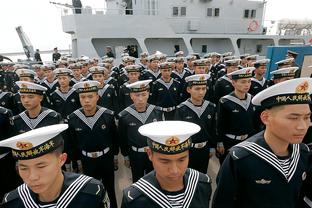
[60,7,159,16]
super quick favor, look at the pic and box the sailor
[101,57,119,80]
[216,67,260,164]
[12,69,37,115]
[50,68,81,121]
[246,54,258,67]
[118,56,136,87]
[213,59,240,104]
[138,52,149,73]
[68,63,87,85]
[118,64,141,112]
[175,50,184,57]
[210,52,223,86]
[185,54,197,75]
[40,64,59,98]
[80,61,92,80]
[89,66,118,112]
[121,120,212,207]
[0,124,110,208]
[249,59,270,96]
[275,58,295,70]
[52,47,61,62]
[0,62,17,93]
[174,74,216,173]
[10,81,62,135]
[0,85,14,111]
[239,53,250,68]
[171,57,191,91]
[216,57,239,79]
[67,80,118,208]
[142,54,161,81]
[212,78,312,208]
[150,62,182,120]
[193,59,214,102]
[32,64,46,85]
[117,80,164,182]
[270,66,298,85]
[0,107,20,200]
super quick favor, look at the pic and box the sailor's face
[18,152,66,195]
[232,78,251,93]
[44,70,54,79]
[35,69,45,78]
[130,90,149,108]
[19,77,33,82]
[20,94,43,111]
[175,62,184,70]
[161,68,172,79]
[148,150,189,184]
[150,60,159,70]
[127,72,140,83]
[194,66,207,74]
[72,69,81,78]
[79,92,99,111]
[262,104,311,144]
[92,73,105,84]
[226,65,237,74]
[187,85,207,102]
[255,65,266,76]
[57,75,70,87]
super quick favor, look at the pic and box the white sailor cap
[41,64,55,71]
[224,58,241,66]
[14,64,30,70]
[148,54,160,62]
[0,124,68,160]
[211,52,221,57]
[122,56,136,63]
[246,54,259,60]
[203,53,211,59]
[126,80,152,93]
[121,53,130,58]
[174,57,184,63]
[186,54,197,61]
[275,58,294,67]
[222,52,233,57]
[240,53,250,59]
[67,58,77,63]
[185,74,210,86]
[192,59,207,67]
[228,67,255,80]
[287,50,299,56]
[167,57,176,63]
[138,121,200,154]
[124,64,141,73]
[252,78,312,108]
[102,57,114,64]
[254,59,270,68]
[97,63,110,69]
[159,53,167,59]
[32,64,42,69]
[53,68,73,77]
[89,66,105,74]
[73,80,100,93]
[140,52,149,58]
[68,63,82,69]
[159,62,173,70]
[15,69,37,78]
[223,56,236,61]
[175,51,184,57]
[270,67,298,80]
[16,81,47,95]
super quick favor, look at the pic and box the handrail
[59,7,159,16]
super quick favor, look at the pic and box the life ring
[248,20,259,32]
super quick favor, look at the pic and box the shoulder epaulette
[80,178,104,196]
[103,108,114,116]
[197,172,212,184]
[2,188,19,204]
[229,145,251,160]
[123,185,143,203]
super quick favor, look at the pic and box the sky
[0,0,311,54]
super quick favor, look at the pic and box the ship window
[256,45,262,53]
[251,10,256,18]
[181,7,186,16]
[214,8,220,17]
[173,7,179,16]
[202,45,207,53]
[244,9,249,18]
[207,8,213,17]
